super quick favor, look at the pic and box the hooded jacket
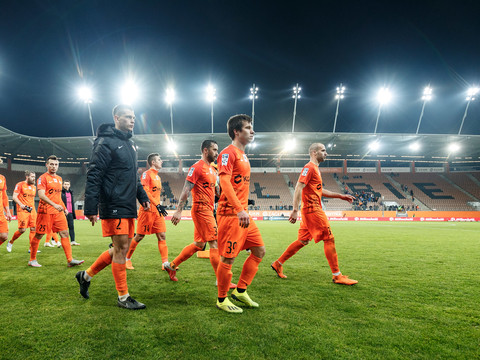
[84,123,149,219]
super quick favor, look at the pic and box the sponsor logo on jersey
[302,167,309,176]
[188,167,194,177]
[142,172,147,179]
[222,154,229,166]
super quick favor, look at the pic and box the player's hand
[142,201,150,211]
[86,215,97,226]
[341,194,356,203]
[237,210,250,228]
[24,206,33,213]
[248,199,255,206]
[156,204,168,217]
[5,213,12,222]
[289,209,298,224]
[171,210,182,226]
[54,203,64,212]
[64,209,69,216]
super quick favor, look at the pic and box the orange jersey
[0,175,7,208]
[298,162,323,213]
[217,144,250,215]
[37,172,65,214]
[141,168,162,212]
[186,160,217,212]
[14,181,36,213]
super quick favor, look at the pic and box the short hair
[64,179,71,184]
[147,153,160,166]
[227,114,252,140]
[309,143,324,154]
[201,139,218,152]
[46,155,58,163]
[24,170,34,177]
[112,104,134,118]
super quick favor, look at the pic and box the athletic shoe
[215,280,237,290]
[75,271,91,299]
[57,241,62,248]
[216,297,243,313]
[70,241,80,246]
[27,249,41,253]
[231,288,259,308]
[126,259,134,270]
[117,296,146,310]
[28,260,42,267]
[332,274,358,285]
[271,261,287,279]
[163,262,178,281]
[67,259,85,267]
[6,242,12,253]
[44,242,54,247]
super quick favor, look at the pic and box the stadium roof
[1,125,479,165]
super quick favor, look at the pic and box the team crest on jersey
[209,168,213,174]
[302,167,309,176]
[188,167,194,177]
[142,172,147,179]
[38,178,41,185]
[53,178,57,183]
[222,154,229,166]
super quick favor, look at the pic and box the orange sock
[0,239,5,245]
[209,248,220,276]
[172,243,202,267]
[158,240,168,263]
[126,239,139,259]
[112,262,128,296]
[29,238,40,261]
[45,231,53,243]
[217,262,233,298]
[278,240,306,264]
[86,250,112,277]
[60,237,73,262]
[52,233,59,242]
[10,230,23,243]
[323,239,339,273]
[237,253,262,289]
[29,231,36,242]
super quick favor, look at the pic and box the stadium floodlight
[249,84,259,127]
[448,143,460,152]
[77,86,95,137]
[416,86,433,134]
[291,84,301,133]
[333,84,346,133]
[458,87,479,135]
[206,85,216,134]
[409,141,421,151]
[374,87,391,134]
[284,137,296,152]
[120,80,139,105]
[165,88,175,134]
[168,137,177,152]
[368,140,380,151]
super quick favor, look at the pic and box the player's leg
[7,226,25,252]
[54,213,83,266]
[0,216,9,247]
[77,247,113,299]
[126,233,144,269]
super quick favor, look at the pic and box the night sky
[1,0,479,138]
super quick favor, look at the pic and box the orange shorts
[136,210,166,235]
[0,216,8,233]
[101,218,135,238]
[298,210,334,243]
[17,210,37,229]
[36,212,68,234]
[192,210,217,243]
[217,215,263,258]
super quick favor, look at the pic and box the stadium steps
[385,174,430,210]
[439,174,479,202]
[283,174,295,197]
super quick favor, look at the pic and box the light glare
[121,80,139,105]
[377,87,392,104]
[165,88,175,104]
[78,86,93,103]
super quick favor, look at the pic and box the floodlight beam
[458,100,471,135]
[87,102,94,137]
[374,104,382,135]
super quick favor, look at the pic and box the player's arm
[136,174,150,211]
[289,181,306,224]
[2,186,12,221]
[12,190,26,210]
[38,189,64,212]
[171,180,194,225]
[322,188,355,203]
[220,174,249,228]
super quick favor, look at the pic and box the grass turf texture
[0,220,479,359]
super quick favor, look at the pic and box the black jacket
[61,189,76,219]
[84,124,149,219]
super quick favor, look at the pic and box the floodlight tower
[206,85,216,134]
[333,84,345,133]
[458,87,478,135]
[250,84,259,127]
[291,84,301,133]
[374,87,391,134]
[165,88,175,134]
[78,86,95,136]
[416,86,432,134]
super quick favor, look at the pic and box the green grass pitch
[0,220,479,359]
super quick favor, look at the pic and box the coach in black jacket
[61,181,78,245]
[78,104,150,310]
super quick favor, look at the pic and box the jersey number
[226,241,236,254]
[143,225,150,233]
[116,219,122,230]
[38,225,46,232]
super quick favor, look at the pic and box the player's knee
[251,246,265,258]
[208,240,218,249]
[59,230,69,238]
[157,232,166,241]
[135,234,145,242]
[0,233,7,241]
[18,228,26,234]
